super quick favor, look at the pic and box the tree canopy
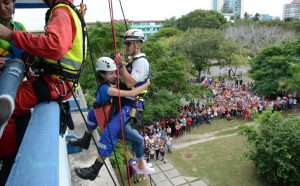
[175,9,227,31]
[249,37,300,96]
[225,22,296,56]
[79,22,127,104]
[174,28,224,78]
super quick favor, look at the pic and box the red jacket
[12,2,76,60]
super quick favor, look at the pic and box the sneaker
[143,160,152,168]
[135,165,155,175]
[0,95,14,135]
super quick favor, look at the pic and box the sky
[14,0,292,31]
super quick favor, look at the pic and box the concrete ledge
[6,102,71,186]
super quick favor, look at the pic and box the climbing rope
[59,3,120,185]
[107,0,132,185]
[87,31,126,186]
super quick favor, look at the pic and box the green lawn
[215,128,239,136]
[168,135,271,186]
[190,119,246,135]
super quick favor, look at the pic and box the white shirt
[125,53,150,101]
[129,53,150,83]
[144,136,149,141]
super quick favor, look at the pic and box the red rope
[109,0,132,185]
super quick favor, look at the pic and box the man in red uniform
[0,0,86,138]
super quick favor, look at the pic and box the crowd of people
[140,73,298,161]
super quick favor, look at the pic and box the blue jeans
[120,124,144,160]
[0,59,25,99]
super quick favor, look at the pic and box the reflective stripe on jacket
[45,4,84,75]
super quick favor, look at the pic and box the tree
[252,13,260,21]
[174,28,224,79]
[249,37,300,96]
[225,22,296,56]
[142,54,190,122]
[142,41,165,62]
[141,34,191,122]
[79,22,127,105]
[218,39,249,77]
[240,111,300,185]
[255,19,300,33]
[244,12,250,20]
[175,9,227,31]
[164,16,177,27]
[148,27,182,41]
[279,64,300,93]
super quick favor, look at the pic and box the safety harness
[119,55,150,129]
[121,55,150,97]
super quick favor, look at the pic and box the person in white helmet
[74,57,154,181]
[118,28,150,90]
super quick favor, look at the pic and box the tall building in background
[283,0,300,19]
[223,0,244,18]
[212,0,224,12]
[212,0,244,20]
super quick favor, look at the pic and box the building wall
[212,0,224,12]
[283,2,300,19]
[217,0,244,19]
[129,20,165,39]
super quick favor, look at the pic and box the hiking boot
[0,94,14,137]
[74,159,103,181]
[68,131,91,150]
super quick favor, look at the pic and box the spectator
[154,140,160,161]
[166,135,173,154]
[159,144,166,163]
[149,145,155,162]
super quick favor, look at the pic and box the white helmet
[124,29,144,42]
[95,57,117,72]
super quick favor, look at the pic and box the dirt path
[172,122,255,149]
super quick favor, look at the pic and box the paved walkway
[149,159,207,186]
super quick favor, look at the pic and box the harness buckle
[130,108,137,118]
[55,79,68,97]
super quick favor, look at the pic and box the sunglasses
[124,41,133,47]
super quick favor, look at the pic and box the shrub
[240,111,300,185]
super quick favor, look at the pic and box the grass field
[168,135,271,186]
[190,119,248,135]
